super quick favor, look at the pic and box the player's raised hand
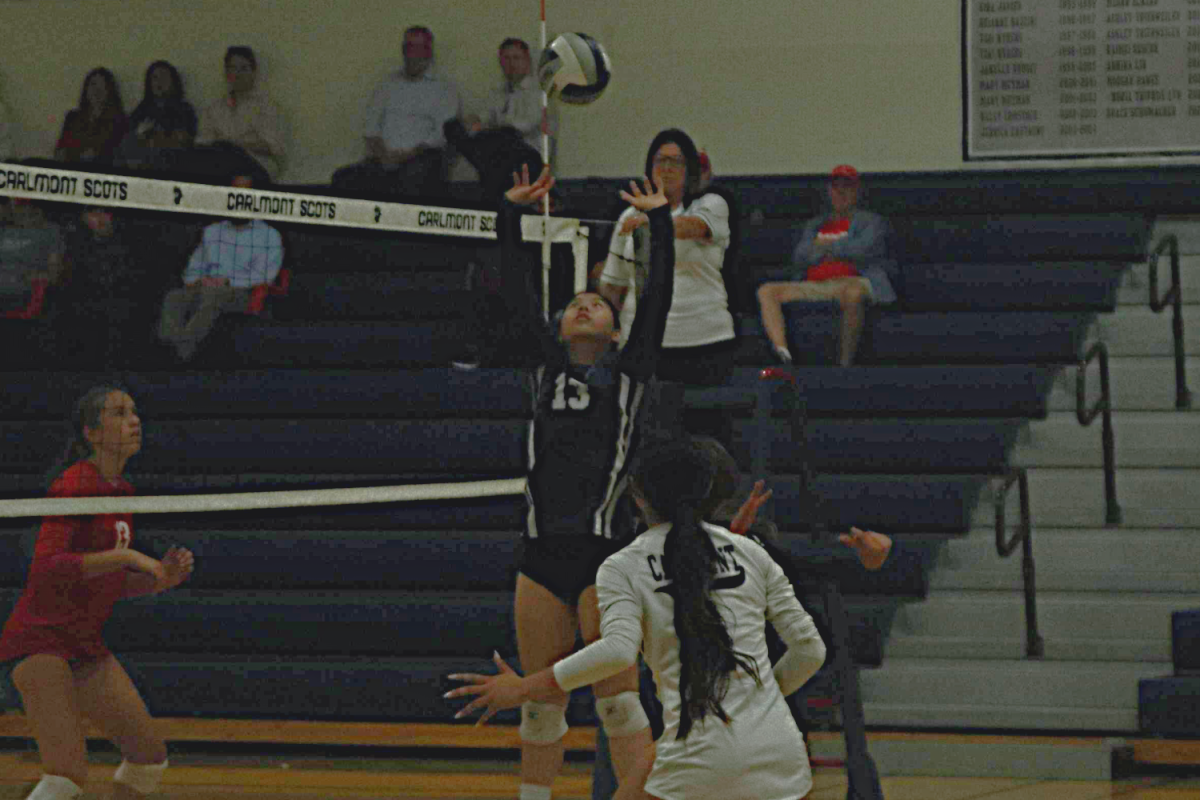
[729,480,773,535]
[445,652,527,726]
[505,164,556,207]
[838,527,892,571]
[620,176,668,212]
[158,546,195,591]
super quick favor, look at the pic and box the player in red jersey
[0,387,194,800]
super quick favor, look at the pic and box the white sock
[774,344,793,363]
[27,774,83,800]
[519,784,553,800]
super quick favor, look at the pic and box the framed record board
[964,0,1200,159]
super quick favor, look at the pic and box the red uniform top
[806,218,860,282]
[0,461,134,664]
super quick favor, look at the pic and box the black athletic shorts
[517,536,624,606]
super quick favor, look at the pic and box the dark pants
[157,284,251,361]
[647,338,740,449]
[331,149,449,200]
[444,120,543,203]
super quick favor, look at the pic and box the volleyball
[537,32,612,105]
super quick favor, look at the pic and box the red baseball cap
[830,164,860,183]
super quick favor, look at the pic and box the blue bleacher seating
[0,366,1056,420]
[1139,676,1200,737]
[1173,610,1200,674]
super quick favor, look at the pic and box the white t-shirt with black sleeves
[553,521,823,800]
[601,192,734,350]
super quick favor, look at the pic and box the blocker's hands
[838,527,892,571]
[505,164,556,207]
[620,176,668,212]
[445,652,527,726]
[729,480,773,535]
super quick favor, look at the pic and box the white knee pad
[596,691,650,738]
[519,700,568,744]
[27,775,83,800]
[113,759,168,795]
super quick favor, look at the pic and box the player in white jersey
[448,436,827,800]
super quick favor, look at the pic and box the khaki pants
[157,284,250,360]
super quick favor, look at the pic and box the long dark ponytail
[45,385,125,487]
[632,437,761,740]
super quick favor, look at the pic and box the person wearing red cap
[756,165,897,367]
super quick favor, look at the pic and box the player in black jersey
[494,165,675,800]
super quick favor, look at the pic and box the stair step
[808,732,1119,780]
[973,468,1200,528]
[1148,218,1200,254]
[860,658,1164,731]
[1117,255,1200,306]
[931,528,1200,593]
[1087,306,1200,357]
[1047,356,1199,412]
[1011,412,1200,468]
[883,591,1200,662]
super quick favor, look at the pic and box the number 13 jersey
[493,200,675,543]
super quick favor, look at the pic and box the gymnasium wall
[11,0,1186,184]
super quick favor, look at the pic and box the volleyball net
[0,161,619,512]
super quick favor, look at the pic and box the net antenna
[540,0,553,319]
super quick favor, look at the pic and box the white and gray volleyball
[537,32,612,105]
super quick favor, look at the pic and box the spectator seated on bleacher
[0,197,64,312]
[157,174,283,362]
[117,60,197,172]
[444,37,546,202]
[332,26,460,200]
[195,46,286,183]
[54,67,128,166]
[756,165,898,367]
[49,205,157,367]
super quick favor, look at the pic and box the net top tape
[0,478,527,519]
[0,163,586,241]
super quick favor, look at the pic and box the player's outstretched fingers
[443,675,487,699]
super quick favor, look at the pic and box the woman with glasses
[598,130,739,390]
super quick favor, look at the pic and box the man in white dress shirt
[332,26,461,199]
[446,37,548,202]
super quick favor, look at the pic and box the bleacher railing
[1076,342,1122,526]
[1148,234,1193,410]
[993,469,1044,659]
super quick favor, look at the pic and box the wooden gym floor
[2,715,1199,799]
[2,751,1200,800]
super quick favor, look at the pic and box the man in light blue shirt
[157,176,283,361]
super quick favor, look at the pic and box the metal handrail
[1075,341,1122,525]
[1147,233,1192,410]
[993,468,1043,659]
